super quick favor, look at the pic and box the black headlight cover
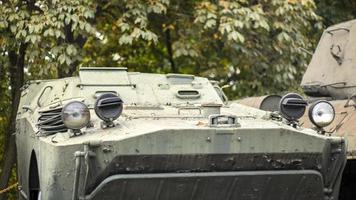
[279,93,307,121]
[94,93,123,122]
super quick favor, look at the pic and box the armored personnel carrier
[300,19,356,200]
[16,67,346,200]
[237,20,356,200]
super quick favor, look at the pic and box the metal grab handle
[37,85,53,107]
[326,28,350,35]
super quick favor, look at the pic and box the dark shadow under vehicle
[339,160,356,200]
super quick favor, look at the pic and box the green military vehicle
[238,20,356,200]
[16,67,346,200]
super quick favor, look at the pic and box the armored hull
[16,68,346,200]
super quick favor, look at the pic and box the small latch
[209,114,239,127]
[158,83,170,90]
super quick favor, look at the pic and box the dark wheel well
[29,150,40,200]
[339,159,356,200]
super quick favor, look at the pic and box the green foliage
[315,0,356,27]
[0,0,97,78]
[0,44,12,198]
[82,0,321,98]
[0,37,11,160]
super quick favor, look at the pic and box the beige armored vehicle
[300,19,356,200]
[238,20,356,200]
[16,67,346,200]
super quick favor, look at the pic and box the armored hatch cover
[301,20,356,99]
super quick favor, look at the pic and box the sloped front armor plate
[84,171,324,200]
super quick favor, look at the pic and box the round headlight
[62,101,90,129]
[308,100,335,128]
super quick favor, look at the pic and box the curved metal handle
[326,28,350,35]
[37,85,53,107]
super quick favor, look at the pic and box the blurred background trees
[0,0,355,199]
[83,0,320,97]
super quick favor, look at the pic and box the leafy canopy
[1,0,321,97]
[83,0,320,97]
[0,0,97,78]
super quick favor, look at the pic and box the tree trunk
[0,64,4,99]
[0,43,27,200]
[164,29,177,73]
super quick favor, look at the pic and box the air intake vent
[176,90,201,99]
[37,107,67,135]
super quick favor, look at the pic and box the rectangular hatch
[79,67,132,86]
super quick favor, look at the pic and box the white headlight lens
[309,101,335,128]
[62,101,90,129]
